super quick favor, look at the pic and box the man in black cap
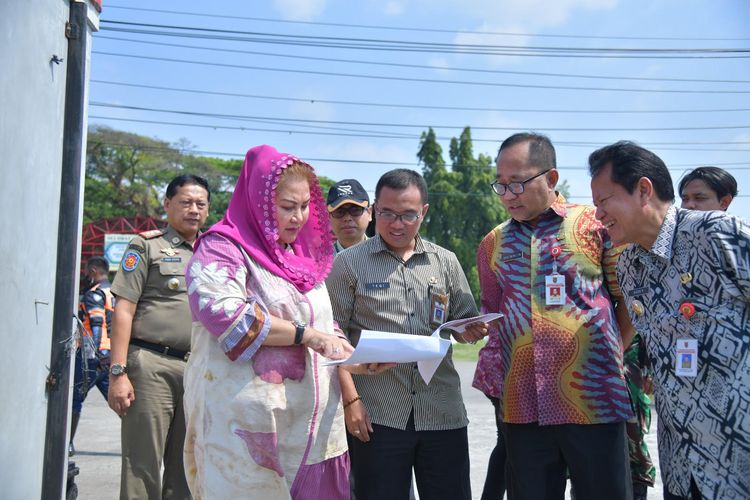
[327,179,372,254]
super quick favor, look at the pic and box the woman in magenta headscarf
[183,145,369,499]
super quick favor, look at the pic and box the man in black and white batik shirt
[588,140,750,500]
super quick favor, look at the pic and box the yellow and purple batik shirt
[475,194,633,425]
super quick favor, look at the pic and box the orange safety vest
[79,283,115,351]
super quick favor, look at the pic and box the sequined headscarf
[197,145,333,293]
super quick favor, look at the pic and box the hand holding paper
[326,312,503,384]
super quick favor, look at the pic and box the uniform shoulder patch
[139,229,165,239]
[121,251,141,272]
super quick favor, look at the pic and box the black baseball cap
[327,179,370,211]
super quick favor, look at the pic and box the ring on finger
[333,347,341,354]
[354,430,361,434]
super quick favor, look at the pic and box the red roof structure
[81,216,166,271]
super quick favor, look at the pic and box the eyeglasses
[490,168,554,196]
[375,209,421,224]
[330,205,367,219]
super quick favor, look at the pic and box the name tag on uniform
[162,257,182,263]
[365,282,390,290]
[545,274,565,306]
[431,292,448,326]
[500,251,523,262]
[675,338,698,377]
[630,286,650,297]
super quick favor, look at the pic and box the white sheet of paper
[324,312,504,384]
[432,312,504,338]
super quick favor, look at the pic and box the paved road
[71,361,662,499]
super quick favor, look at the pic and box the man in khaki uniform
[108,174,210,499]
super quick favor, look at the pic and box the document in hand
[325,312,503,384]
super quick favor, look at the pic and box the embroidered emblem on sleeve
[122,251,140,272]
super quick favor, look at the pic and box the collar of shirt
[642,204,677,261]
[164,225,198,249]
[369,234,430,258]
[508,192,569,228]
[334,235,368,254]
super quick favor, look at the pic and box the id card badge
[545,274,565,306]
[430,292,448,326]
[675,338,698,377]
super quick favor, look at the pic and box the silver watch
[110,363,128,376]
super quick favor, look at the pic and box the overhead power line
[98,21,750,59]
[88,116,750,153]
[89,140,750,170]
[93,51,750,94]
[91,80,750,115]
[95,35,750,85]
[102,5,750,42]
[89,101,750,132]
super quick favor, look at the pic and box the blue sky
[90,0,750,217]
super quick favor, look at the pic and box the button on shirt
[326,235,478,431]
[476,195,632,425]
[617,206,750,499]
[111,226,195,351]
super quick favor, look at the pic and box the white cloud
[476,0,617,28]
[427,57,452,72]
[444,0,619,66]
[272,0,327,21]
[287,95,336,123]
[384,1,404,15]
[453,24,533,67]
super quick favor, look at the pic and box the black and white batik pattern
[618,206,750,500]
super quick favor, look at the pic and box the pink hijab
[197,144,333,293]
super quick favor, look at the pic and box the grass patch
[451,338,486,362]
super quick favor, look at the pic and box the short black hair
[497,132,556,171]
[678,166,738,200]
[375,169,428,204]
[86,256,109,274]
[166,174,211,201]
[588,141,674,203]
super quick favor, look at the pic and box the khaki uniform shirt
[111,225,194,351]
[326,235,478,431]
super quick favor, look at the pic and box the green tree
[84,126,182,222]
[417,127,508,301]
[85,127,240,225]
[85,127,336,227]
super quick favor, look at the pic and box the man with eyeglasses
[476,133,634,500]
[326,168,488,500]
[327,179,373,255]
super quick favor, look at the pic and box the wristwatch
[110,363,128,376]
[292,321,306,345]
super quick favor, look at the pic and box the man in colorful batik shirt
[589,141,750,500]
[477,132,634,500]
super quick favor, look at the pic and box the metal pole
[42,1,88,498]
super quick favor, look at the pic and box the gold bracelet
[343,396,361,409]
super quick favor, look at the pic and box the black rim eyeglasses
[330,205,367,219]
[490,168,554,196]
[375,210,421,224]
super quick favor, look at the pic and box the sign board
[104,234,136,271]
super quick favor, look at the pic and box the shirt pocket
[558,239,602,276]
[158,259,187,292]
